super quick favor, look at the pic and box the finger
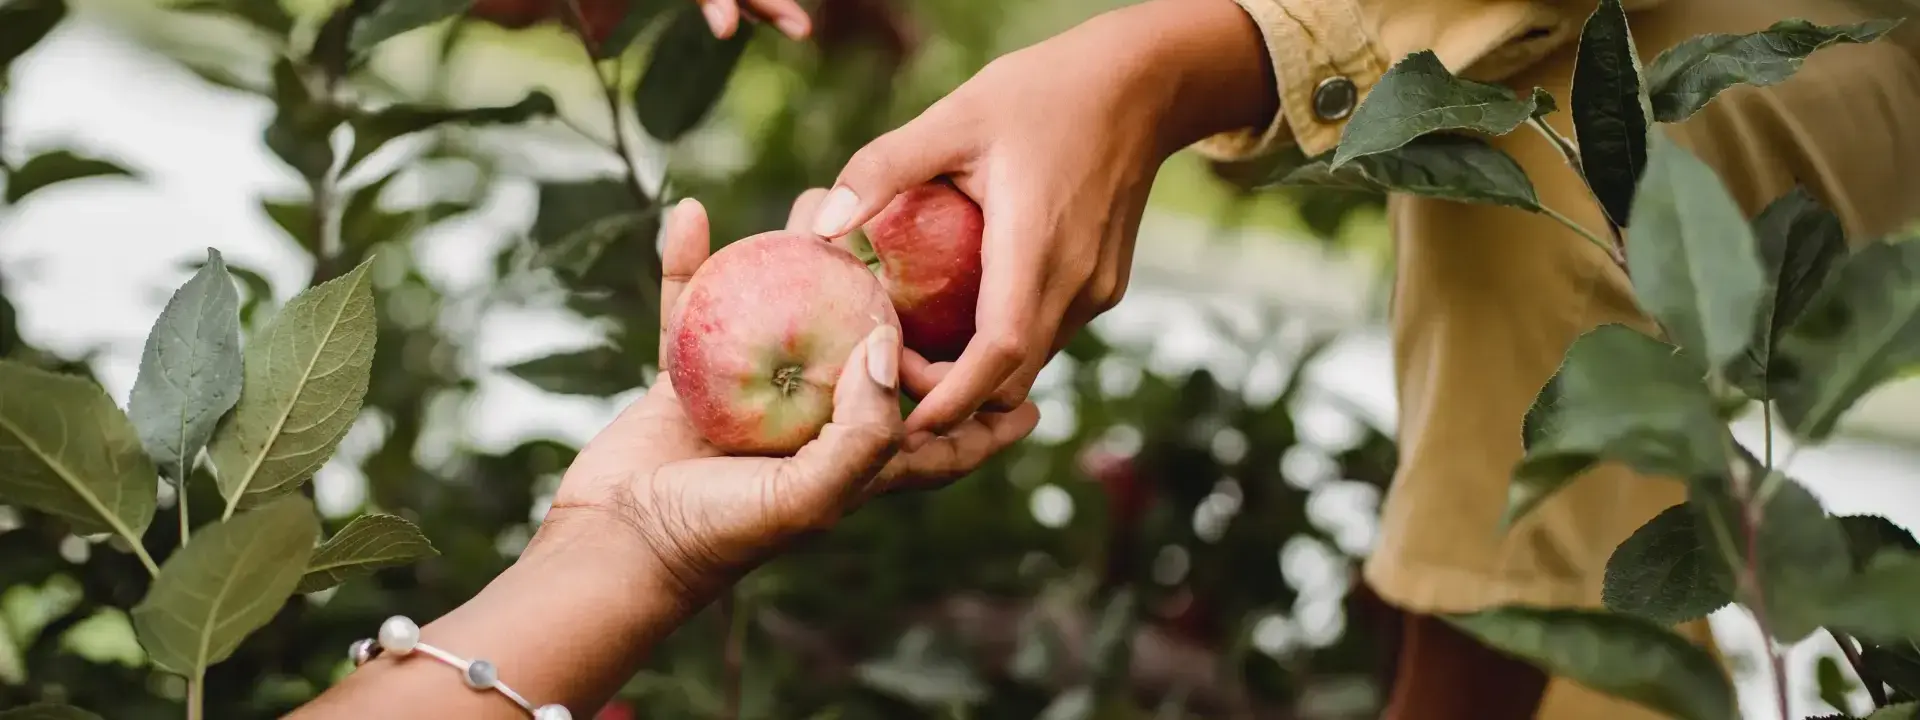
[899,350,949,399]
[695,0,739,38]
[777,325,905,527]
[811,117,968,239]
[744,0,811,39]
[875,400,1040,494]
[785,187,830,234]
[659,198,713,368]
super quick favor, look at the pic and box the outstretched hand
[548,196,1039,599]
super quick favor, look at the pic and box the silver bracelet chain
[350,616,572,720]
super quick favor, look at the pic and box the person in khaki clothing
[794,0,1920,717]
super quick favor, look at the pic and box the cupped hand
[803,0,1277,438]
[547,196,1040,601]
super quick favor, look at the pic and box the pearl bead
[377,616,419,655]
[534,705,572,720]
[348,638,375,666]
[463,659,498,689]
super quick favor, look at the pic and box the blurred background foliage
[0,0,1404,717]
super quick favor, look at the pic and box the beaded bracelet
[350,616,572,720]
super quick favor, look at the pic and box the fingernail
[866,325,898,389]
[812,186,859,237]
[776,16,809,39]
[701,2,729,37]
[671,197,697,226]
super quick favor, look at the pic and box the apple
[841,179,983,362]
[666,230,902,455]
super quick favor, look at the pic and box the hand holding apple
[840,179,985,362]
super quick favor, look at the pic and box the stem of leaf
[188,669,204,720]
[1527,117,1583,177]
[1538,204,1624,268]
[177,463,191,546]
[1831,628,1889,707]
[1734,410,1790,720]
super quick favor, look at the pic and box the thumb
[781,324,905,503]
[810,119,965,239]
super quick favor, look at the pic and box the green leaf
[131,494,319,675]
[0,0,64,76]
[262,59,340,181]
[1448,607,1734,720]
[1275,134,1540,212]
[1647,18,1902,122]
[1826,552,1920,642]
[1817,654,1858,716]
[1331,50,1548,166]
[261,198,314,252]
[505,346,644,396]
[1771,237,1920,440]
[532,180,641,244]
[349,0,474,53]
[1625,132,1766,368]
[593,0,673,58]
[4,149,136,204]
[1571,0,1653,228]
[1036,687,1095,720]
[209,260,375,513]
[0,360,157,540]
[344,91,556,173]
[535,211,659,285]
[1862,644,1920,704]
[1870,703,1920,720]
[1507,325,1721,524]
[1602,503,1735,625]
[127,248,243,482]
[1728,187,1848,400]
[634,5,753,142]
[1839,515,1920,572]
[297,513,436,593]
[1689,461,1850,643]
[0,704,105,720]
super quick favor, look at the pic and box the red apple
[844,179,983,362]
[666,230,902,455]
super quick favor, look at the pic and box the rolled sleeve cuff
[1192,0,1387,162]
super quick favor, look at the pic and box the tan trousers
[1364,0,1920,717]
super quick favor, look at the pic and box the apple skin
[848,179,984,362]
[666,230,902,456]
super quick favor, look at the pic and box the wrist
[1103,0,1280,155]
[506,507,712,634]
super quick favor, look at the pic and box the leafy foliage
[1449,606,1735,720]
[1602,503,1734,625]
[1646,18,1903,122]
[1571,0,1653,228]
[127,248,243,482]
[3,150,137,204]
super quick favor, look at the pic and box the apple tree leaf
[349,0,474,53]
[1771,237,1920,440]
[131,494,319,675]
[209,259,375,514]
[1727,187,1848,400]
[0,0,64,77]
[298,513,437,593]
[1571,0,1653,228]
[1276,134,1541,212]
[1647,18,1902,122]
[0,361,157,543]
[634,5,753,142]
[4,149,137,205]
[1448,607,1735,720]
[1603,503,1735,625]
[1331,50,1549,166]
[128,248,243,481]
[1625,132,1766,368]
[1507,324,1721,524]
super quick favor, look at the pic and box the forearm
[1101,0,1281,156]
[291,509,701,719]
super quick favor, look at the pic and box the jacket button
[1313,77,1358,121]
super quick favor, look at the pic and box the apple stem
[772,365,806,396]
